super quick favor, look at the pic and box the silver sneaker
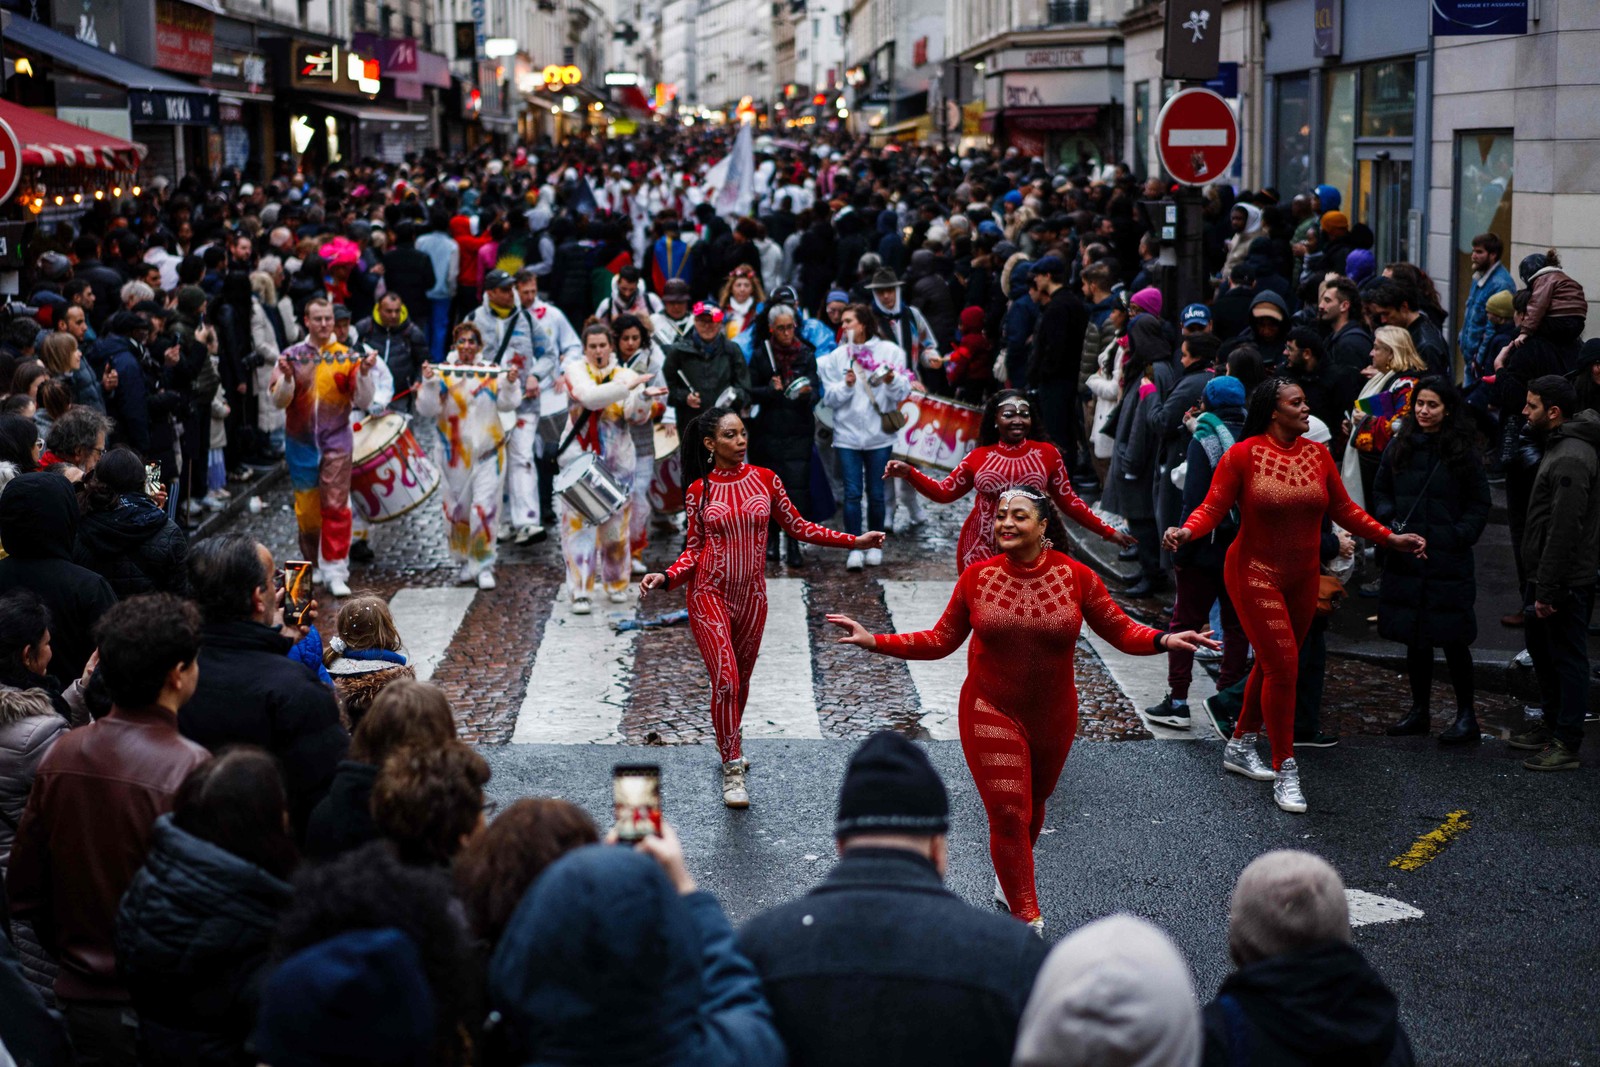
[1223,734,1275,781]
[1274,757,1308,813]
[1027,917,1045,938]
[721,760,750,809]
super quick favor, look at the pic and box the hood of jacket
[1551,408,1600,450]
[1233,203,1263,237]
[1219,943,1405,1064]
[1127,313,1173,363]
[116,813,293,981]
[907,248,937,280]
[488,845,705,1063]
[78,493,170,557]
[1250,289,1289,318]
[0,471,79,559]
[366,306,412,333]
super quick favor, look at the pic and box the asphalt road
[482,735,1600,1067]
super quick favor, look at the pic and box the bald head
[1228,850,1351,966]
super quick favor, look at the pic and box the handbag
[1316,573,1346,617]
[858,360,908,434]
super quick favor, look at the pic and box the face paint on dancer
[703,412,748,470]
[995,400,1032,444]
[994,488,1048,558]
[453,328,482,361]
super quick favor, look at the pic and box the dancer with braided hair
[640,408,884,808]
[885,388,1135,574]
[1165,379,1426,813]
[828,487,1216,932]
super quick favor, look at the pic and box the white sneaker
[312,567,325,584]
[327,578,352,598]
[476,569,496,590]
[513,525,546,545]
[608,589,628,603]
[721,760,750,808]
[457,562,477,585]
[631,557,648,575]
[571,596,592,615]
[846,549,865,571]
[1274,758,1308,813]
[1223,734,1275,781]
[865,547,883,566]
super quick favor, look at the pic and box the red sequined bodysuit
[867,549,1163,922]
[666,464,857,763]
[902,440,1120,573]
[1182,436,1391,767]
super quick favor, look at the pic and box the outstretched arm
[886,452,975,504]
[829,577,971,660]
[1180,442,1245,540]
[662,481,705,589]
[1046,447,1125,542]
[1322,445,1394,543]
[770,472,862,549]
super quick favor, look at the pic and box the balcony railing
[1046,0,1089,22]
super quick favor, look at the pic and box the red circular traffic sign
[0,118,20,206]
[1155,87,1238,187]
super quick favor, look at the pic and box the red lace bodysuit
[903,440,1120,573]
[1182,436,1391,767]
[866,549,1163,922]
[665,464,857,763]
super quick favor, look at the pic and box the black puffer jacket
[906,249,958,354]
[748,340,820,461]
[1372,433,1490,646]
[73,493,189,598]
[116,814,292,1067]
[301,760,379,862]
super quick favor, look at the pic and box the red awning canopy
[1003,105,1101,133]
[0,98,145,170]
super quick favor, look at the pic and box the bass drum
[350,413,441,523]
[647,424,684,514]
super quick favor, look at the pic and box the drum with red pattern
[351,413,441,522]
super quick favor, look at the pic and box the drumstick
[676,370,696,393]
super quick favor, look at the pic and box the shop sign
[351,34,419,74]
[994,45,1110,71]
[130,89,218,125]
[212,51,270,93]
[292,43,380,96]
[1432,0,1526,36]
[541,64,582,87]
[1162,0,1223,81]
[1204,61,1238,98]
[154,0,214,77]
[53,0,123,55]
[1313,0,1340,57]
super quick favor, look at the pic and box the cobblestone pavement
[219,449,1151,746]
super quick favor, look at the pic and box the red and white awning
[0,98,145,170]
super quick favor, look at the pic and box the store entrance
[1356,147,1413,266]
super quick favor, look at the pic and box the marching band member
[558,324,665,614]
[415,321,521,590]
[270,296,377,599]
[613,314,667,575]
[346,339,394,565]
[468,269,546,546]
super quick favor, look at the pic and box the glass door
[1356,147,1412,266]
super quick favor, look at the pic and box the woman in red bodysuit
[1165,379,1426,813]
[828,487,1215,933]
[885,389,1135,573]
[641,407,883,809]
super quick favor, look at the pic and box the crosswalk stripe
[879,579,964,741]
[511,592,635,744]
[743,579,824,739]
[387,587,478,683]
[1081,631,1219,739]
[1345,889,1424,927]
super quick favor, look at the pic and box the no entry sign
[1155,87,1238,186]
[0,118,20,207]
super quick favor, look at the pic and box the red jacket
[451,216,489,290]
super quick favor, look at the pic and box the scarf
[1192,411,1237,468]
[769,338,802,381]
[577,360,625,454]
[872,292,904,320]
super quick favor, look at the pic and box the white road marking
[1345,889,1424,927]
[743,579,823,739]
[511,592,635,744]
[880,578,965,740]
[387,587,478,682]
[1081,631,1219,739]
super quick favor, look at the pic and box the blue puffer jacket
[488,845,786,1067]
[115,815,293,1067]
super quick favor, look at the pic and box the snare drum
[648,448,685,515]
[554,452,629,526]
[351,413,441,523]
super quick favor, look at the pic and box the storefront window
[1452,130,1515,343]
[1360,60,1415,139]
[1133,81,1149,179]
[1274,75,1311,197]
[1322,68,1356,217]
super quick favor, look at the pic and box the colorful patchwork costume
[415,356,521,577]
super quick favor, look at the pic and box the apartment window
[1273,74,1312,197]
[1360,59,1415,139]
[1047,0,1089,22]
[1452,130,1514,343]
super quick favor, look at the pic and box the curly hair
[371,742,490,867]
[93,593,201,707]
[453,798,598,946]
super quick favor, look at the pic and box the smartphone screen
[612,764,662,842]
[144,462,162,497]
[283,560,313,627]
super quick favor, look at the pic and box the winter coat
[1520,409,1600,604]
[178,619,347,837]
[818,340,914,452]
[1521,266,1588,336]
[737,847,1046,1067]
[1028,286,1090,387]
[415,229,461,301]
[906,250,958,354]
[99,334,153,454]
[73,493,189,598]
[0,939,72,1067]
[1201,943,1415,1067]
[663,331,751,430]
[749,339,820,462]
[1372,433,1490,646]
[379,246,437,323]
[487,845,785,1067]
[1327,319,1374,376]
[355,312,429,398]
[115,815,292,1067]
[1176,407,1246,568]
[0,473,118,683]
[1458,262,1515,361]
[1103,376,1158,521]
[301,760,379,862]
[1406,314,1451,380]
[0,688,68,870]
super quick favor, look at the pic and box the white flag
[712,123,756,220]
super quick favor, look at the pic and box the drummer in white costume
[611,314,667,574]
[558,323,665,615]
[415,322,522,590]
[507,268,582,543]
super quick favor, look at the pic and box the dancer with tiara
[640,407,883,809]
[885,388,1136,573]
[828,485,1216,933]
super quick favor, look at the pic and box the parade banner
[892,393,982,472]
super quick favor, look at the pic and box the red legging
[1227,561,1319,768]
[687,584,768,764]
[959,691,1076,922]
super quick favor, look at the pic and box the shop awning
[0,97,145,168]
[1,15,217,98]
[1002,105,1100,132]
[321,103,428,125]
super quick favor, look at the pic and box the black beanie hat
[835,732,949,838]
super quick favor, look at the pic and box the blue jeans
[838,446,890,536]
[429,297,453,363]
